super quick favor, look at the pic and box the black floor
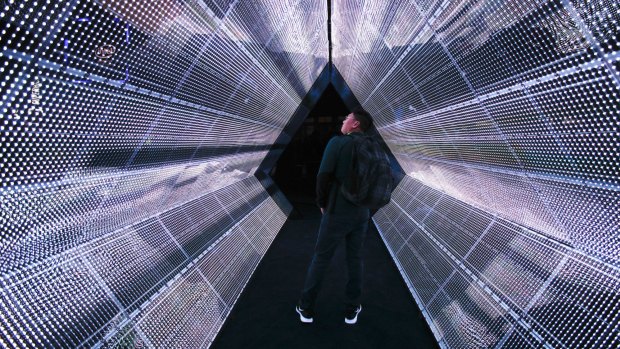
[211,194,439,349]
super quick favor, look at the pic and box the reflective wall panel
[333,1,619,348]
[0,0,326,347]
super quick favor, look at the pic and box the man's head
[341,107,373,134]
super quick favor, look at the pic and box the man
[296,108,373,325]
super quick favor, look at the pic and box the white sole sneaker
[296,306,313,323]
[345,305,362,324]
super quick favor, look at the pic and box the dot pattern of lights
[1,0,619,348]
[0,0,326,347]
[333,1,619,348]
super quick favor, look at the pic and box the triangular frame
[256,63,405,214]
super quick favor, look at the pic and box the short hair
[352,107,373,132]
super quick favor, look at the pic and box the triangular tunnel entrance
[213,65,434,349]
[272,83,349,201]
[256,64,404,215]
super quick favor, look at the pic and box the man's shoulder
[332,132,366,141]
[327,132,368,148]
[323,135,350,157]
[327,134,349,145]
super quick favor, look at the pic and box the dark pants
[299,209,370,311]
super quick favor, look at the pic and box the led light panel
[2,0,619,348]
[0,0,326,347]
[333,1,619,348]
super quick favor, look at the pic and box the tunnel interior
[0,1,619,349]
[273,83,348,200]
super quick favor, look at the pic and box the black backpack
[340,134,393,209]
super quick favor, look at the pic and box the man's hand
[320,207,325,215]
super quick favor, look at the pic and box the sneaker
[345,305,362,324]
[295,305,313,323]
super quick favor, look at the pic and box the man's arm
[316,138,339,211]
[316,172,332,211]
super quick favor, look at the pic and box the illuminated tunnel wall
[0,0,618,349]
[332,0,619,348]
[0,0,327,347]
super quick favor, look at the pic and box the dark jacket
[316,132,368,215]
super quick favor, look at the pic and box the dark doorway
[272,84,350,202]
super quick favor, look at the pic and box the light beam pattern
[333,0,619,348]
[0,0,326,347]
